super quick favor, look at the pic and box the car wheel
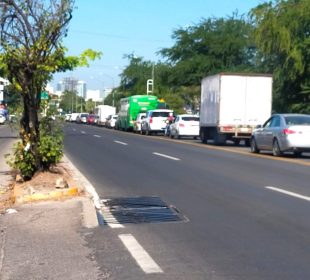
[250,138,260,153]
[272,139,282,156]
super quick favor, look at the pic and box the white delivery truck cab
[200,73,272,145]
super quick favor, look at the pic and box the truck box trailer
[200,73,273,145]
[94,105,116,126]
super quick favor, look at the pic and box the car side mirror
[255,124,262,129]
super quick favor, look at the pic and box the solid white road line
[153,152,180,161]
[114,140,128,146]
[118,234,163,274]
[62,155,101,209]
[266,186,310,202]
[93,135,101,138]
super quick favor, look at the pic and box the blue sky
[51,0,264,90]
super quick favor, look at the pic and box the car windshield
[285,116,310,125]
[152,112,170,117]
[81,114,88,118]
[182,117,199,121]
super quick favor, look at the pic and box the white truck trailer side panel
[201,74,272,127]
[200,74,220,126]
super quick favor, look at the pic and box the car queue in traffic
[66,110,310,159]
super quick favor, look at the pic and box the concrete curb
[13,186,79,204]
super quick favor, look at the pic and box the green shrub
[7,117,64,179]
[7,141,36,180]
[38,116,64,170]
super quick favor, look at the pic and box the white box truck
[200,73,272,145]
[94,105,116,126]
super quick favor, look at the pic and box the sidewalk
[0,135,15,213]
[0,131,101,279]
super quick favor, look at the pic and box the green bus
[117,95,158,131]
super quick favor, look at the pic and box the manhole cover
[99,196,186,225]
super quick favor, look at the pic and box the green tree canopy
[159,13,256,86]
[251,0,310,113]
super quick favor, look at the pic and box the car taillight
[283,128,296,135]
[179,123,185,127]
[149,117,153,123]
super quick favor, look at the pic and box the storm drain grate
[99,196,186,225]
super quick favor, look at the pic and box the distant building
[86,90,102,102]
[57,77,87,98]
[102,88,112,100]
[77,80,87,99]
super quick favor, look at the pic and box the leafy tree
[160,13,256,86]
[58,90,87,113]
[250,0,310,113]
[0,0,101,179]
[59,90,77,113]
[120,54,155,94]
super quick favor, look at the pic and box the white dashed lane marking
[118,234,163,274]
[153,152,180,161]
[114,140,128,146]
[93,135,101,138]
[266,186,310,202]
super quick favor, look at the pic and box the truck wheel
[200,129,208,144]
[214,131,226,146]
[250,138,260,153]
[272,139,282,156]
[244,139,251,147]
[294,151,302,157]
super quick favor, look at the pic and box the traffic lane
[64,123,310,229]
[110,146,310,279]
[69,122,310,165]
[64,123,310,231]
[184,137,310,163]
[64,125,310,279]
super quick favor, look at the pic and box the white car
[76,113,89,124]
[169,114,200,139]
[106,114,118,128]
[65,114,71,121]
[70,113,79,122]
[0,114,5,124]
[141,109,174,135]
[133,112,146,133]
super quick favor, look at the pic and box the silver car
[250,114,310,157]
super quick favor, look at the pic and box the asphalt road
[64,122,310,280]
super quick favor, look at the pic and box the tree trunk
[20,90,41,173]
